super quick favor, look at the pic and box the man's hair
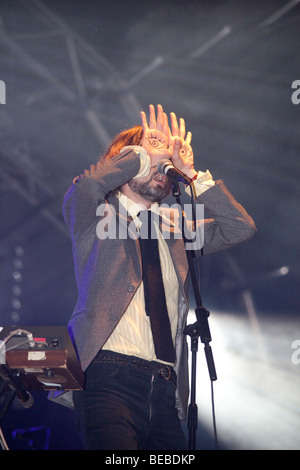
[101,125,143,161]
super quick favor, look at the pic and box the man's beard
[128,173,172,203]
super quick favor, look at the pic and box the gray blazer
[61,150,256,419]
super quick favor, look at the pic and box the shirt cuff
[120,145,151,179]
[185,170,215,198]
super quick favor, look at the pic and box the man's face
[128,167,172,203]
[126,130,173,203]
[121,129,174,205]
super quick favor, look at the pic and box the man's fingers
[149,104,156,129]
[163,113,170,141]
[140,111,149,132]
[179,118,186,139]
[156,104,164,131]
[170,112,179,136]
[186,131,192,145]
[172,137,182,159]
[141,106,189,156]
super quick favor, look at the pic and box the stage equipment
[0,325,84,432]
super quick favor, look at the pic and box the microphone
[157,160,192,185]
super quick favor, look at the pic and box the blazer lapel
[107,194,189,294]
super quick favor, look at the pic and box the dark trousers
[73,353,187,450]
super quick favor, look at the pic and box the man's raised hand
[140,104,172,167]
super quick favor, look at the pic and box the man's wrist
[184,169,198,180]
[185,169,215,197]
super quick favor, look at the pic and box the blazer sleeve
[195,180,256,255]
[63,150,141,239]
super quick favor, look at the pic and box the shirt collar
[117,191,159,218]
[116,191,175,229]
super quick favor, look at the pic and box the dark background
[0,0,299,450]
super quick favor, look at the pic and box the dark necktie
[138,210,176,364]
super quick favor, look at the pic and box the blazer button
[127,285,135,293]
[110,314,118,321]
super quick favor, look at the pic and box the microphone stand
[171,182,217,451]
[0,363,34,425]
[0,374,16,425]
